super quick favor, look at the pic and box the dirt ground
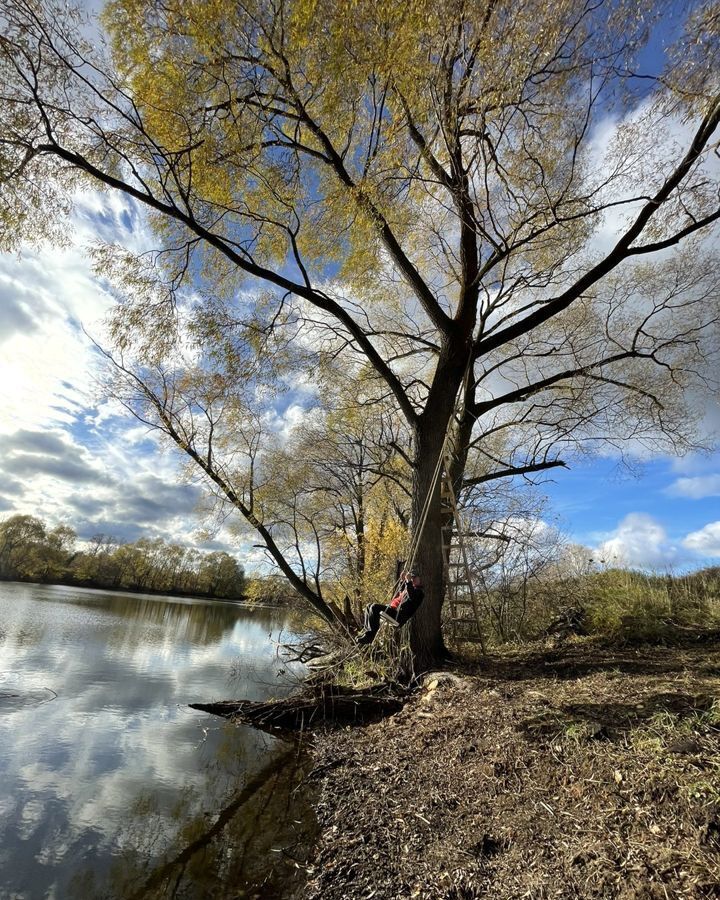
[300,639,720,899]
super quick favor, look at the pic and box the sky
[0,194,216,549]
[0,6,719,573]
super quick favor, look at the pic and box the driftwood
[280,641,330,664]
[190,683,405,734]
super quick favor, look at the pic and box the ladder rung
[452,617,481,624]
[450,599,476,606]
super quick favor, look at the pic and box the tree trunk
[404,334,475,670]
[407,420,452,671]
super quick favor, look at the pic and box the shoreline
[297,638,720,899]
[0,577,289,609]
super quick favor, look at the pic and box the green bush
[582,570,669,639]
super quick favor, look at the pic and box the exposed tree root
[190,683,407,735]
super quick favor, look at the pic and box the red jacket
[389,579,424,612]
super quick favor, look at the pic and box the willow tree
[2,0,720,667]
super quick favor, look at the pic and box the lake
[0,582,316,899]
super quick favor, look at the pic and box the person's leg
[379,606,400,627]
[396,597,421,627]
[357,603,385,644]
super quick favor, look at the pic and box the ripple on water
[0,687,57,711]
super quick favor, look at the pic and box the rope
[404,431,449,572]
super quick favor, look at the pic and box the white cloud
[670,452,720,475]
[0,311,98,435]
[682,522,720,558]
[0,193,241,549]
[589,98,720,248]
[666,474,720,499]
[596,513,680,568]
[0,193,142,437]
[595,513,720,568]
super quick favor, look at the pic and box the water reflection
[0,583,312,899]
[72,736,316,900]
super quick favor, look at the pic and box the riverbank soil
[301,639,720,899]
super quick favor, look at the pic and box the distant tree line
[0,514,246,600]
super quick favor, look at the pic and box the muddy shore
[298,639,720,899]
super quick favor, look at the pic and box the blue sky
[543,454,720,567]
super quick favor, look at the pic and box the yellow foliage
[359,513,408,605]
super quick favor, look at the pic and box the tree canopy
[1,0,719,666]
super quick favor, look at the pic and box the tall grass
[474,565,720,645]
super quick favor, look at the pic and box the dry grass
[301,639,720,899]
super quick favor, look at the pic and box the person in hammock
[356,571,424,645]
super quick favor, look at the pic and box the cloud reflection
[0,583,306,899]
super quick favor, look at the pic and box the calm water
[0,583,315,900]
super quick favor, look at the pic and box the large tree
[1,0,719,667]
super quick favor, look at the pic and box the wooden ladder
[440,455,485,651]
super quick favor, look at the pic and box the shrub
[580,568,718,640]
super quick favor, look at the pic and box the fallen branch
[280,641,330,664]
[190,683,406,734]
